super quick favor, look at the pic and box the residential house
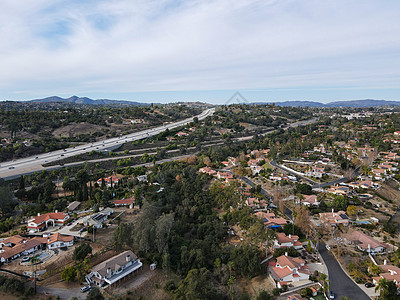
[306,166,325,178]
[344,230,388,254]
[199,167,217,176]
[81,208,114,229]
[0,238,46,263]
[255,212,288,228]
[86,250,142,287]
[0,235,26,248]
[96,176,119,187]
[274,233,303,250]
[326,185,350,196]
[46,233,74,250]
[372,264,400,290]
[319,210,350,226]
[114,196,135,208]
[269,254,310,287]
[298,194,319,206]
[246,197,267,209]
[372,168,387,180]
[176,131,188,137]
[27,212,69,233]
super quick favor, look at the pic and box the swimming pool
[36,251,50,261]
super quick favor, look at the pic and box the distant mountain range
[252,99,400,107]
[4,96,400,108]
[27,95,149,106]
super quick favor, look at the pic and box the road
[0,108,214,180]
[317,242,370,300]
[270,160,361,188]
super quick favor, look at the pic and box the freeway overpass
[0,108,214,180]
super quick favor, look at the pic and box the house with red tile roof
[114,196,135,208]
[255,212,288,228]
[46,233,74,249]
[0,237,46,263]
[274,233,303,250]
[372,264,400,290]
[326,185,350,195]
[198,167,217,176]
[269,254,310,287]
[319,209,349,226]
[96,176,119,187]
[0,235,26,248]
[27,212,69,233]
[298,194,319,206]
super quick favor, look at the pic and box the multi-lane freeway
[0,108,214,180]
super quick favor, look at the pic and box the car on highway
[364,282,374,288]
[35,157,39,159]
[8,166,15,169]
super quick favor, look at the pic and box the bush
[164,280,176,292]
[72,243,92,260]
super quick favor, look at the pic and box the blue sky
[1,0,400,104]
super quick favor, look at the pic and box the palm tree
[375,278,398,299]
[30,255,40,293]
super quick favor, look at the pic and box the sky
[1,0,400,104]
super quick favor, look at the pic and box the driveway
[37,285,85,300]
[317,242,370,300]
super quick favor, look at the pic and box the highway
[0,108,214,179]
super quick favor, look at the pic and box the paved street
[318,242,370,300]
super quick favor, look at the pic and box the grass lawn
[313,293,326,300]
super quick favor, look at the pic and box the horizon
[2,93,400,105]
[1,1,400,103]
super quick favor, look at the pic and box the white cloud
[0,0,399,100]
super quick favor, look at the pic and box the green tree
[61,266,77,282]
[86,287,104,300]
[375,278,398,300]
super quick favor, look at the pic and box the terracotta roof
[114,196,135,205]
[271,266,293,279]
[276,232,299,244]
[0,235,25,246]
[47,233,74,244]
[276,255,305,270]
[28,212,68,225]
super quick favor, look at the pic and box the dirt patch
[52,122,107,138]
[107,269,176,300]
[237,274,275,296]
[376,184,400,204]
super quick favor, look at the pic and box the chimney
[126,255,131,262]
[384,260,387,265]
[55,210,58,213]
[285,252,288,257]
[289,234,292,239]
[107,267,111,275]
[37,213,40,216]
[332,208,334,213]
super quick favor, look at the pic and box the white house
[270,254,310,287]
[86,250,142,287]
[274,233,303,250]
[46,233,74,249]
[27,212,69,233]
